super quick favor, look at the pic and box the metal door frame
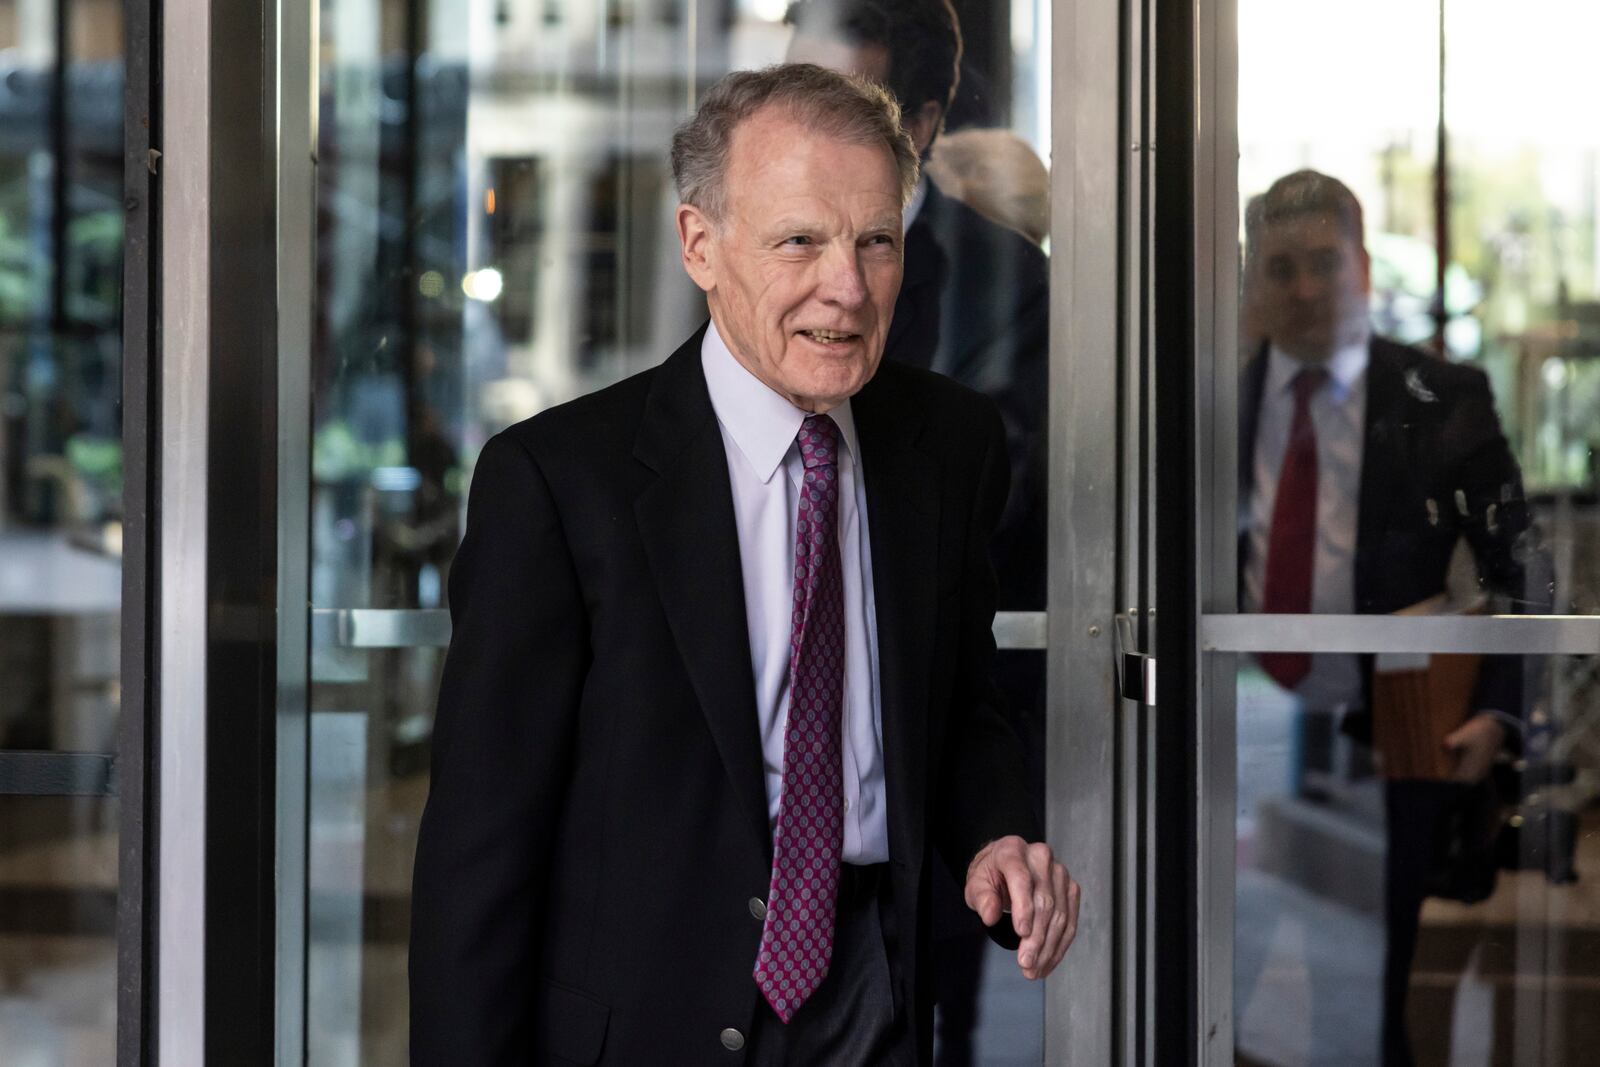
[158,0,284,1060]
[1043,0,1130,1063]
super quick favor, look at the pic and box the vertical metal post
[160,0,282,1059]
[1152,0,1198,1059]
[276,0,317,1060]
[1194,0,1240,1058]
[1044,0,1124,1063]
[119,0,160,1058]
[158,0,212,1054]
[1432,0,1450,351]
[49,0,70,332]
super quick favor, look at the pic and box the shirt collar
[700,318,860,484]
[903,175,929,230]
[1265,333,1370,401]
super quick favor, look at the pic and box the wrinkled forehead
[722,112,901,219]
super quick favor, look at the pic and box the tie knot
[798,414,839,470]
[1292,367,1329,404]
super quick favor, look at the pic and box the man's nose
[817,244,868,308]
[1292,271,1325,303]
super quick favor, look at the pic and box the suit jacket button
[721,1027,746,1051]
[748,897,767,921]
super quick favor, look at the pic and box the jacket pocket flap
[533,978,611,1065]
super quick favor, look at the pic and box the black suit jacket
[409,325,1039,1066]
[891,181,1051,609]
[1239,336,1538,719]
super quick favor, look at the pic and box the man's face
[676,107,904,413]
[1255,213,1372,363]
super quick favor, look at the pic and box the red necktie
[753,414,846,1023]
[1259,367,1327,689]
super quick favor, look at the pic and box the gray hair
[671,63,920,224]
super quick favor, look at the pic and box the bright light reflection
[1544,358,1570,390]
[462,267,504,302]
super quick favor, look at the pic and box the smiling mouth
[799,329,860,344]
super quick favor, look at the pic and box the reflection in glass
[1236,5,1599,1058]
[305,0,1054,1061]
[0,797,119,1061]
[1241,0,1600,618]
[0,0,124,1059]
[1233,652,1595,1066]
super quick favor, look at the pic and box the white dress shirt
[904,175,929,230]
[701,321,889,864]
[1244,338,1369,709]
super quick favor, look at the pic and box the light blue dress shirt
[701,320,889,864]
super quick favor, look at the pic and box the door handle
[1114,612,1156,706]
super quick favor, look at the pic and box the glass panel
[1231,2,1600,1062]
[306,0,1054,1060]
[0,796,118,1061]
[1239,0,1600,620]
[0,0,123,1058]
[1229,649,1596,1066]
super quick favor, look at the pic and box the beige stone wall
[72,0,122,62]
[0,0,122,60]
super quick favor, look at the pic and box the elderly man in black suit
[1239,169,1538,1066]
[408,64,1078,1067]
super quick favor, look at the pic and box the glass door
[1186,0,1600,1063]
[0,0,150,1060]
[279,1,1080,1062]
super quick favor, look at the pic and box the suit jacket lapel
[886,205,948,371]
[853,369,939,876]
[633,328,771,863]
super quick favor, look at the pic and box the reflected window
[0,0,125,1060]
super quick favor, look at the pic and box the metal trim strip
[305,609,1051,652]
[0,752,118,796]
[1202,613,1600,655]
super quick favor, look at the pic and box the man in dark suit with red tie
[408,64,1079,1066]
[1239,169,1537,1066]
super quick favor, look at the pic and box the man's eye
[783,235,813,246]
[865,234,895,246]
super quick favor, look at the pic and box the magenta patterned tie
[752,413,847,1024]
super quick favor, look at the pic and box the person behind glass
[785,0,1049,615]
[784,7,1051,1060]
[1239,169,1535,1066]
[408,64,1079,1067]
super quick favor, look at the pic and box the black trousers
[1382,779,1476,1067]
[747,863,915,1067]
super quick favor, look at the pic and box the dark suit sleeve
[410,430,589,1065]
[1446,369,1546,724]
[932,405,1044,924]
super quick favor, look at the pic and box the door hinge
[1114,612,1156,705]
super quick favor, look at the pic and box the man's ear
[906,100,943,157]
[677,203,717,294]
